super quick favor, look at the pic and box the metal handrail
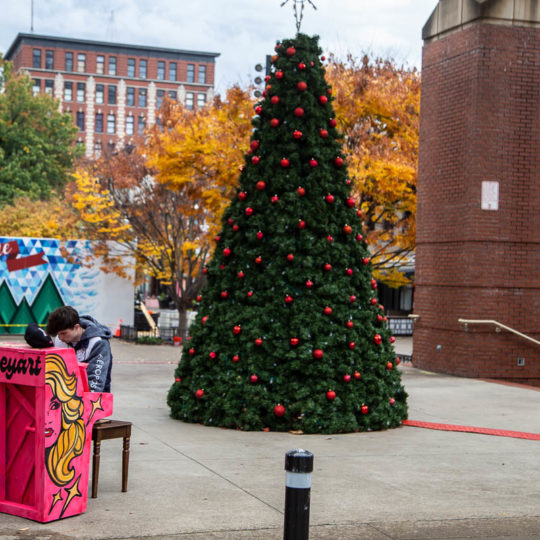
[458,319,540,347]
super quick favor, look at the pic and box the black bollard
[284,448,314,540]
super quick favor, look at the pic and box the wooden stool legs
[91,420,132,498]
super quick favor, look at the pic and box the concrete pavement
[1,337,540,539]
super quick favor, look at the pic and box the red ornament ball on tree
[285,295,293,304]
[271,195,279,204]
[245,207,253,216]
[274,404,285,417]
[323,263,332,272]
[390,398,396,406]
[294,107,304,117]
[350,295,357,303]
[286,47,296,56]
[346,197,355,208]
[220,291,228,299]
[313,349,324,359]
[356,234,363,242]
[237,271,245,279]
[326,390,336,400]
[354,371,361,380]
[346,268,353,276]
[290,337,299,346]
[343,224,352,234]
[329,118,337,127]
[189,348,195,355]
[386,362,393,370]
[256,231,263,240]
[196,295,202,302]
[202,316,208,325]
[334,157,344,167]
[247,291,253,297]
[175,377,181,382]
[374,334,382,345]
[275,70,284,79]
[309,158,318,168]
[325,194,334,204]
[298,220,306,229]
[319,95,328,104]
[327,235,333,243]
[343,374,351,383]
[256,180,266,190]
[305,279,313,289]
[281,158,290,168]
[250,140,259,150]
[271,95,280,105]
[286,253,294,262]
[232,354,240,362]
[390,336,396,344]
[323,306,332,315]
[232,224,239,232]
[361,405,369,414]
[250,374,258,383]
[297,81,307,91]
[319,129,328,138]
[209,351,216,359]
[297,187,306,196]
[223,247,231,257]
[255,106,262,115]
[255,256,262,265]
[371,279,378,289]
[233,325,241,334]
[238,191,247,201]
[298,62,306,70]
[255,338,263,346]
[195,389,204,399]
[370,297,378,305]
[348,342,356,350]
[346,320,354,329]
[270,118,280,127]
[377,315,383,323]
[363,257,371,265]
[293,130,303,139]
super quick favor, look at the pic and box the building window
[138,88,147,107]
[127,58,136,77]
[157,61,165,80]
[168,90,177,101]
[64,82,73,101]
[76,82,85,103]
[198,65,207,84]
[156,89,165,109]
[95,113,104,133]
[32,49,41,68]
[44,80,54,95]
[107,113,116,134]
[96,55,105,74]
[126,87,135,107]
[32,79,41,96]
[186,64,195,83]
[95,84,104,104]
[108,56,117,76]
[197,93,206,108]
[169,62,177,81]
[77,53,86,73]
[137,115,146,134]
[107,141,115,152]
[65,52,73,72]
[45,50,54,70]
[139,59,147,78]
[186,92,194,110]
[108,85,117,105]
[94,141,102,157]
[76,111,85,131]
[126,115,134,135]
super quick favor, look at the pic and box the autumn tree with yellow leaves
[69,87,254,337]
[326,54,420,287]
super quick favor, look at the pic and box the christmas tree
[167,33,408,433]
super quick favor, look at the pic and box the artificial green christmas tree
[167,33,408,433]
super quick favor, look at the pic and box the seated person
[46,306,113,393]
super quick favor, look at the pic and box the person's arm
[84,337,112,392]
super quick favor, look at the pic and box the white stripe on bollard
[286,472,312,489]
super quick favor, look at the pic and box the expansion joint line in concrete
[136,426,283,515]
[403,420,540,440]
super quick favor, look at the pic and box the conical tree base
[168,34,407,433]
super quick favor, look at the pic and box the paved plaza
[1,337,540,539]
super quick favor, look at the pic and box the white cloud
[1,0,437,93]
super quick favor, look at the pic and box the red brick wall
[414,23,540,384]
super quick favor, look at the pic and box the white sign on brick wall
[481,181,499,210]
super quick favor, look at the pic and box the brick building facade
[414,0,540,384]
[4,33,219,157]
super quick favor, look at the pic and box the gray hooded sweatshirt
[53,315,113,392]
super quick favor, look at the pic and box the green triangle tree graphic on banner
[31,274,64,325]
[0,281,17,335]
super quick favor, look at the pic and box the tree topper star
[280,0,317,33]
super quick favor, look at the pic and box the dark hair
[46,306,80,336]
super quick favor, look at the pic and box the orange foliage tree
[69,87,254,337]
[326,54,420,287]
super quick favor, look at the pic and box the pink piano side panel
[0,345,113,522]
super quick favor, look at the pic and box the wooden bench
[91,420,132,498]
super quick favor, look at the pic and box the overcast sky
[1,0,437,93]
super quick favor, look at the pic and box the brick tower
[414,0,540,384]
